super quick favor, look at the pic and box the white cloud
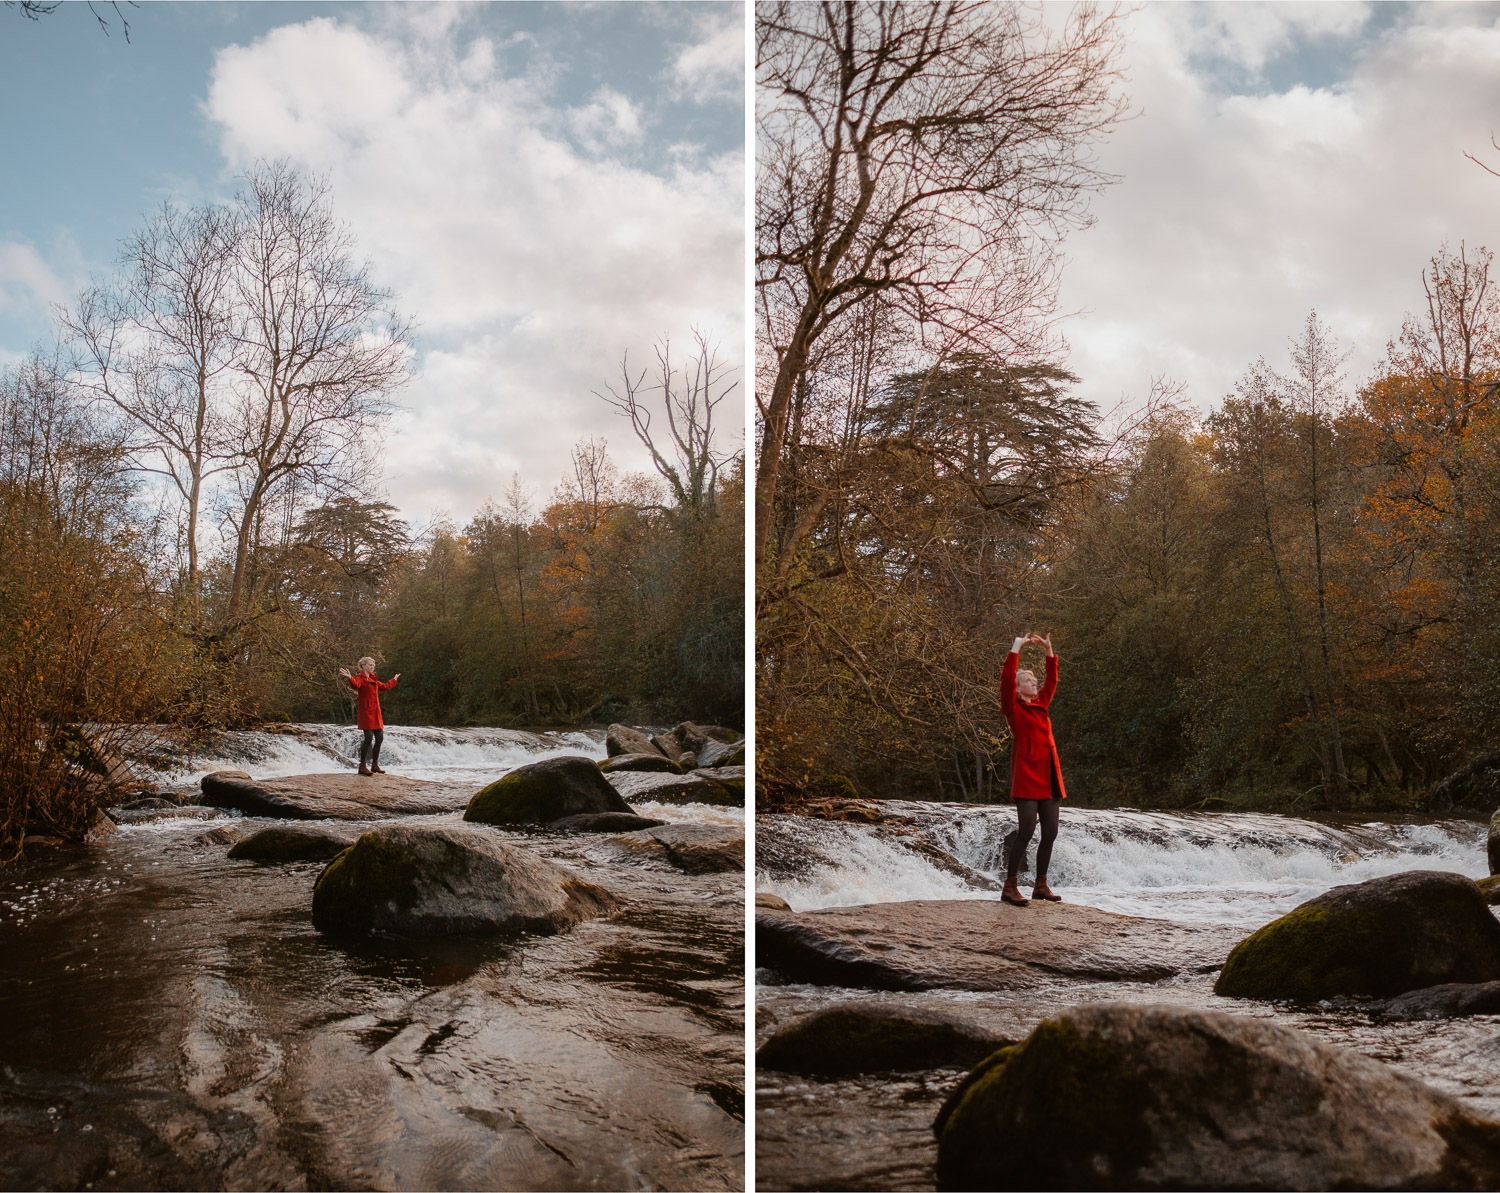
[0,237,79,323]
[669,10,745,104]
[204,13,743,524]
[1056,4,1500,415]
[567,87,645,153]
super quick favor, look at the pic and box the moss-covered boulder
[697,738,745,768]
[598,752,682,775]
[605,724,661,758]
[1214,870,1500,1001]
[1478,874,1500,904]
[229,825,357,861]
[311,823,618,937]
[464,755,633,826]
[759,1003,1010,1077]
[1488,808,1500,875]
[934,1002,1500,1191]
[692,766,744,799]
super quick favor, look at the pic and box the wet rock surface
[228,824,359,861]
[757,900,1241,992]
[548,811,667,833]
[312,823,619,938]
[935,1002,1500,1192]
[607,770,739,807]
[1379,981,1500,1020]
[606,724,661,758]
[201,769,476,820]
[463,756,632,826]
[612,824,745,874]
[0,806,744,1191]
[598,752,682,775]
[759,1002,1011,1077]
[1215,870,1500,1001]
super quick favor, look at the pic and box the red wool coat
[1000,650,1067,801]
[348,673,397,730]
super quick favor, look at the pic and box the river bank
[754,800,1498,1191]
[1,725,745,1191]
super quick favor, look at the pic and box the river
[755,801,1499,1192]
[0,725,745,1192]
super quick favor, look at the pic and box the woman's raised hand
[338,667,351,678]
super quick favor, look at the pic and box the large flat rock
[757,899,1242,991]
[200,770,480,820]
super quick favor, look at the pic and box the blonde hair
[358,656,376,668]
[1017,668,1038,684]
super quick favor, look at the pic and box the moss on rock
[465,755,632,826]
[1215,869,1500,1001]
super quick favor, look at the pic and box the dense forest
[755,3,1497,812]
[759,246,1500,813]
[0,162,743,856]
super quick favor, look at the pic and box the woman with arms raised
[999,631,1066,907]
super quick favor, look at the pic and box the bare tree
[66,199,239,598]
[220,161,412,628]
[755,1,1128,576]
[596,328,738,517]
[6,0,136,40]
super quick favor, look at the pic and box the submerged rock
[229,825,358,862]
[311,823,618,937]
[758,1003,1011,1077]
[598,752,682,775]
[464,756,633,826]
[613,824,744,874]
[934,1002,1500,1192]
[1215,870,1500,1001]
[605,724,661,758]
[549,812,666,833]
[1380,981,1500,1020]
[605,770,738,807]
[757,900,1238,992]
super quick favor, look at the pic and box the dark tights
[1007,792,1061,881]
[360,729,384,768]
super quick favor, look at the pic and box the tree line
[0,161,742,857]
[755,3,1498,812]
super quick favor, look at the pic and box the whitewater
[756,801,1488,929]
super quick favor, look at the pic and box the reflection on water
[1,809,744,1192]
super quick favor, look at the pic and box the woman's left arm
[1039,635,1058,704]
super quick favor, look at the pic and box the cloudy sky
[1059,2,1500,417]
[0,1,744,525]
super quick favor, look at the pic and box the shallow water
[754,801,1500,1192]
[2,730,745,1192]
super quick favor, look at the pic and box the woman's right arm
[1000,638,1023,718]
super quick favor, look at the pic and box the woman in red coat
[338,657,401,776]
[999,631,1066,907]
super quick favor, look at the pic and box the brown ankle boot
[370,764,386,774]
[1032,877,1062,902]
[1001,877,1029,907]
[358,763,372,776]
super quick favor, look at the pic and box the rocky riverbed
[0,723,747,1192]
[755,801,1500,1191]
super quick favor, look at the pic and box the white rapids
[757,801,1488,929]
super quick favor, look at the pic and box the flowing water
[1,726,745,1192]
[755,801,1500,1192]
